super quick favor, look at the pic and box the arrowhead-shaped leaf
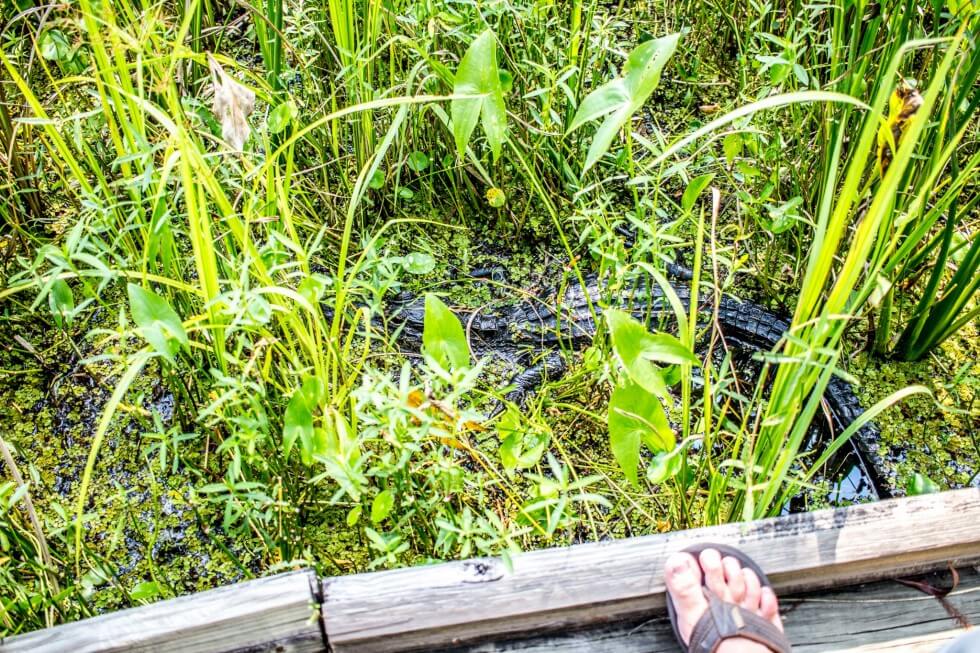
[49,278,74,328]
[284,376,325,465]
[568,33,680,175]
[127,283,188,363]
[566,79,629,133]
[496,407,549,472]
[608,380,674,486]
[451,30,507,161]
[371,490,395,523]
[606,309,698,397]
[622,33,681,100]
[647,448,684,484]
[682,173,715,211]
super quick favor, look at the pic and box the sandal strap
[687,589,792,653]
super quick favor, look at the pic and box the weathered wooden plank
[6,490,979,652]
[832,631,971,652]
[441,567,980,652]
[0,570,324,653]
[322,488,980,652]
[784,567,978,652]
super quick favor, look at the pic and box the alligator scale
[387,269,887,501]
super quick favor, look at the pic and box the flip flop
[666,543,793,653]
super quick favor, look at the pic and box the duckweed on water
[0,335,250,613]
[851,322,980,494]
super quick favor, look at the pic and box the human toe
[699,548,731,601]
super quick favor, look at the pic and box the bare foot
[664,548,785,652]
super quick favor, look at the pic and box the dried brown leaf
[207,54,255,151]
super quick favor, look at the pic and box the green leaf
[606,309,698,397]
[244,293,272,324]
[681,174,715,212]
[371,490,395,523]
[793,63,809,86]
[736,161,761,178]
[407,151,430,172]
[346,504,362,526]
[498,69,514,94]
[48,279,74,328]
[451,30,507,162]
[764,196,803,234]
[608,381,674,486]
[369,169,385,190]
[298,273,330,304]
[283,390,312,463]
[397,187,415,200]
[640,335,697,366]
[867,274,893,309]
[268,101,297,134]
[567,33,680,174]
[283,377,324,465]
[311,427,330,461]
[39,30,71,62]
[129,581,162,601]
[423,294,470,371]
[496,408,548,472]
[567,80,629,133]
[647,448,683,484]
[623,35,680,99]
[906,473,940,496]
[127,284,188,363]
[607,309,665,396]
[723,133,743,164]
[662,364,682,387]
[401,252,436,275]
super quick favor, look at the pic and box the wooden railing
[4,488,979,652]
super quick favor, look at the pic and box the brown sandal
[666,543,792,653]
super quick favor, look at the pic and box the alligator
[386,268,888,500]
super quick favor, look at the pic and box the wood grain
[831,630,974,652]
[442,566,980,652]
[323,488,980,652]
[0,570,323,653]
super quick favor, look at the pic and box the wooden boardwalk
[3,488,978,652]
[450,567,980,652]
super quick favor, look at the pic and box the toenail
[700,549,721,565]
[666,555,690,575]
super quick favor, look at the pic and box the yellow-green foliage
[852,321,980,492]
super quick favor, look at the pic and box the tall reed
[751,31,970,517]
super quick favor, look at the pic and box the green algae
[303,508,373,575]
[385,221,561,311]
[850,320,980,495]
[0,327,248,624]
